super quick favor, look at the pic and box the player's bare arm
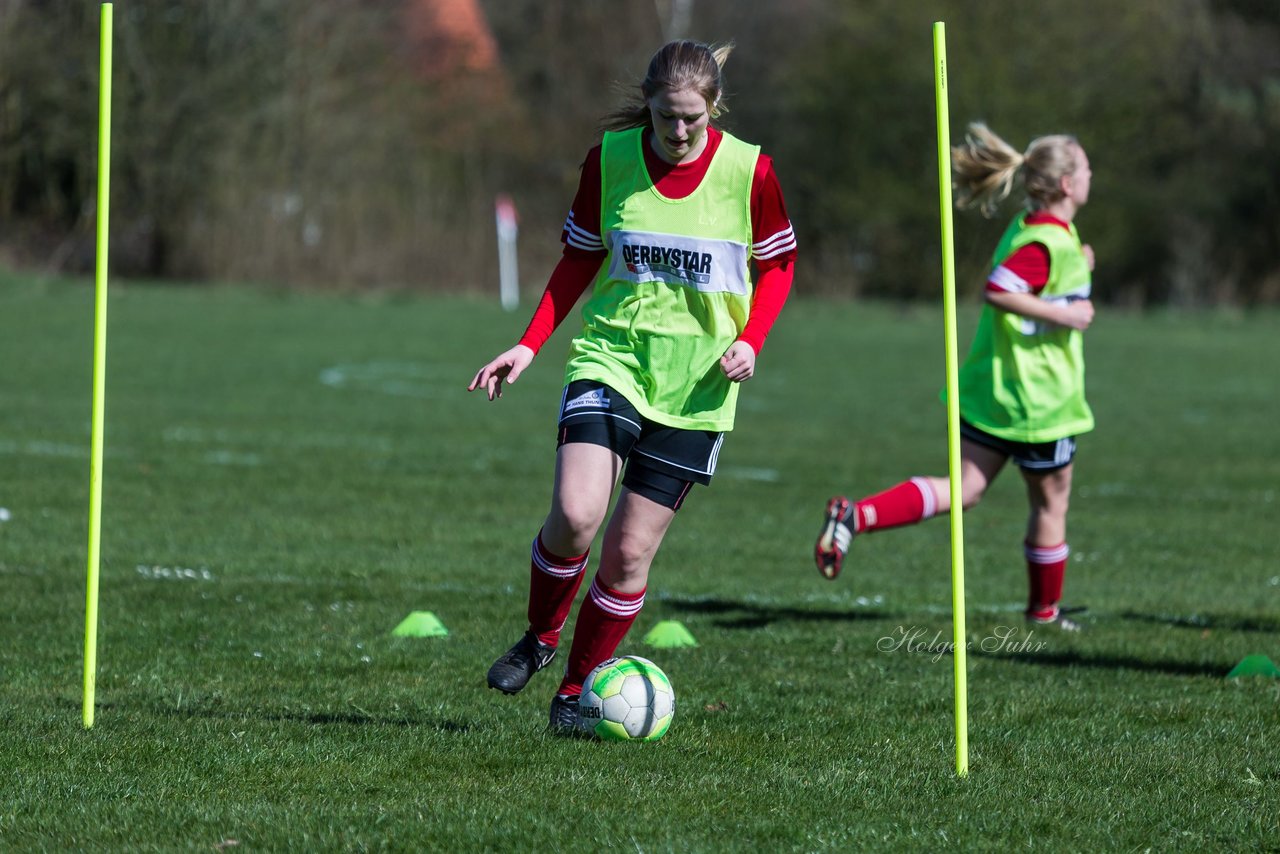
[986,290,1094,331]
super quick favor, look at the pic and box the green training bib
[565,127,759,431]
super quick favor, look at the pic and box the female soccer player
[469,40,797,730]
[814,122,1095,631]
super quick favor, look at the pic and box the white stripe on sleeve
[563,212,604,252]
[751,224,797,260]
[988,264,1031,293]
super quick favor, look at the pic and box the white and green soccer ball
[578,655,674,742]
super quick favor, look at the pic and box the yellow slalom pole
[84,2,113,730]
[933,21,969,777]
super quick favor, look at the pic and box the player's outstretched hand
[468,344,534,401]
[720,340,756,383]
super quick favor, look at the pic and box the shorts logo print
[563,388,610,413]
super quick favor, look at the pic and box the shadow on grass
[1117,610,1280,634]
[663,595,903,630]
[972,648,1230,679]
[172,706,475,732]
[65,697,474,732]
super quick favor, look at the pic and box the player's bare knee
[544,504,605,553]
[961,482,988,510]
[611,532,659,576]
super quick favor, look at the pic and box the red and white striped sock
[526,531,588,647]
[558,575,645,697]
[854,477,937,532]
[1025,541,1069,620]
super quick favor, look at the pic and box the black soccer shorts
[556,380,724,511]
[960,419,1077,473]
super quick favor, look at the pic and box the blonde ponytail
[952,122,1024,217]
[953,122,1081,217]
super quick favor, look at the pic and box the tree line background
[1,0,1277,305]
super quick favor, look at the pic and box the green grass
[1,271,1277,851]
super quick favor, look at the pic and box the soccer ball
[578,655,675,741]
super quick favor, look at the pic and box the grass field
[1,270,1277,851]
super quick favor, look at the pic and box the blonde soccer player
[815,122,1095,632]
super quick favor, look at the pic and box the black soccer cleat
[486,630,558,694]
[548,693,583,735]
[814,496,856,580]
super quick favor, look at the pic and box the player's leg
[487,442,620,694]
[1021,457,1078,629]
[488,382,637,695]
[549,486,679,731]
[534,441,622,635]
[920,435,1008,514]
[815,435,1006,580]
[549,425,716,730]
